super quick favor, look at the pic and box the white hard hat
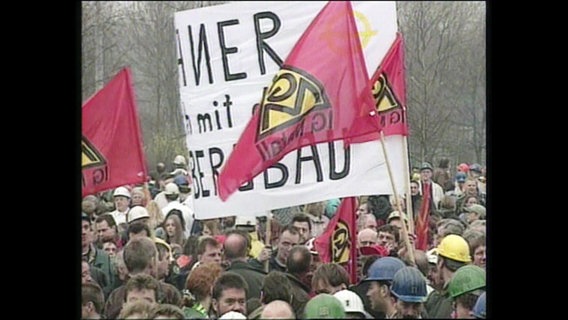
[235,216,256,226]
[173,155,186,165]
[113,186,131,199]
[164,183,180,196]
[333,289,371,318]
[219,311,247,319]
[128,206,150,223]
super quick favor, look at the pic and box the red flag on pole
[217,1,381,201]
[371,33,408,136]
[313,197,358,284]
[82,67,148,197]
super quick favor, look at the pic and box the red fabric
[218,1,381,201]
[314,197,358,284]
[415,183,431,250]
[82,68,148,197]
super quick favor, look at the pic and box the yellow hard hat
[436,234,471,263]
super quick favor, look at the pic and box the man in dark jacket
[285,245,312,317]
[224,229,267,300]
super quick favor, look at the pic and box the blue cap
[365,257,405,282]
[472,292,486,318]
[390,267,428,303]
[456,172,467,183]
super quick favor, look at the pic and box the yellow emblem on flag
[258,66,330,140]
[82,137,106,169]
[372,73,399,113]
[332,220,350,263]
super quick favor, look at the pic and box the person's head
[468,220,486,234]
[357,228,378,248]
[333,289,370,319]
[464,204,486,224]
[364,257,405,312]
[291,213,312,244]
[275,225,301,264]
[127,221,152,240]
[425,249,442,290]
[130,187,146,207]
[410,180,420,196]
[164,182,180,202]
[128,206,151,225]
[113,186,131,211]
[186,262,224,303]
[261,300,296,319]
[123,236,158,277]
[312,263,350,295]
[197,236,223,265]
[202,219,221,237]
[82,195,99,215]
[154,239,173,281]
[102,240,118,258]
[212,272,249,317]
[118,300,156,319]
[462,229,486,269]
[434,219,465,247]
[150,303,185,320]
[304,201,326,218]
[436,234,471,281]
[261,271,293,304]
[390,267,428,319]
[82,282,104,319]
[82,213,94,248]
[448,265,486,318]
[95,214,118,243]
[386,211,408,230]
[124,273,160,305]
[304,293,346,319]
[222,215,237,230]
[419,162,434,183]
[356,202,371,217]
[115,249,129,281]
[81,260,93,284]
[286,245,312,276]
[156,162,166,173]
[224,229,251,261]
[360,213,377,231]
[377,224,400,249]
[464,179,479,196]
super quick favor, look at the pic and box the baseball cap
[360,245,389,257]
[304,293,346,319]
[465,204,486,218]
[164,183,180,196]
[333,290,371,318]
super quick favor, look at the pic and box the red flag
[415,183,431,250]
[313,197,358,284]
[82,67,148,197]
[218,1,380,201]
[368,33,408,139]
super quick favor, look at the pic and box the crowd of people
[81,155,487,319]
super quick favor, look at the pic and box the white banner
[174,1,402,218]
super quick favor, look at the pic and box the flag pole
[379,131,415,266]
[264,212,272,273]
[402,135,415,234]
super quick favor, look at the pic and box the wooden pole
[379,131,415,266]
[264,212,272,273]
[402,136,415,234]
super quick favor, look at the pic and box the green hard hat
[448,265,486,298]
[304,293,346,319]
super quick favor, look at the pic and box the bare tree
[397,1,486,166]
